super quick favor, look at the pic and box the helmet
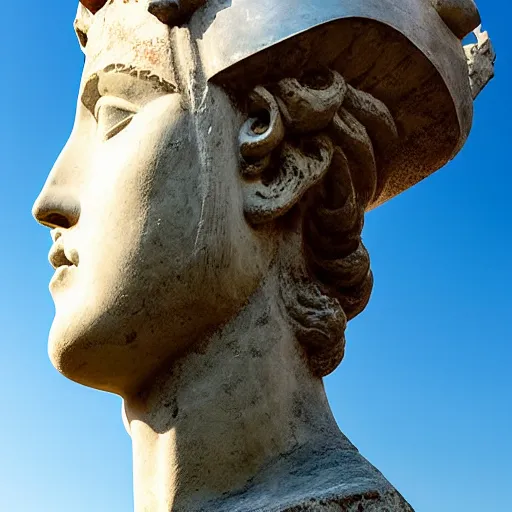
[80,0,487,207]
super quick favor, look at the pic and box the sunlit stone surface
[32,1,493,510]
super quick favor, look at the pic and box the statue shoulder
[212,439,414,512]
[280,489,413,511]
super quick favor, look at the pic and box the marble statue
[32,1,494,510]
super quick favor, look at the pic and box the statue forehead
[76,2,176,86]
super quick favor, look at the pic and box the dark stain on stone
[250,347,263,358]
[126,331,138,344]
[255,307,271,326]
[163,398,179,419]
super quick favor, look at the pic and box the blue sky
[0,1,510,511]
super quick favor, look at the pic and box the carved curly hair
[239,69,398,376]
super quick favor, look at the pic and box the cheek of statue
[45,94,205,393]
[43,82,270,396]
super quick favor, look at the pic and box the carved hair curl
[240,69,397,376]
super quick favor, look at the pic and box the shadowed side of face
[32,2,271,395]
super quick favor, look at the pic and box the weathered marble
[464,26,496,98]
[32,1,493,511]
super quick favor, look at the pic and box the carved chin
[48,330,138,396]
[47,311,141,395]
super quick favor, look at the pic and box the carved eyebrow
[98,63,177,94]
[81,63,178,114]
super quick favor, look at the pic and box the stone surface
[32,1,493,511]
[464,26,497,99]
[431,0,481,39]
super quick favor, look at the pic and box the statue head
[32,0,484,396]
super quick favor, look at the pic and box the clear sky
[0,1,510,511]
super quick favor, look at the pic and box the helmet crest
[80,0,206,25]
[79,0,107,14]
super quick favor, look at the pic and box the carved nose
[32,187,81,230]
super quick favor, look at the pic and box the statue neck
[123,274,341,512]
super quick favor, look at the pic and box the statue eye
[94,97,138,141]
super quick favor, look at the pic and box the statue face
[32,3,271,395]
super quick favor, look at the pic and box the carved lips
[49,242,79,270]
[48,241,79,290]
[80,0,108,15]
